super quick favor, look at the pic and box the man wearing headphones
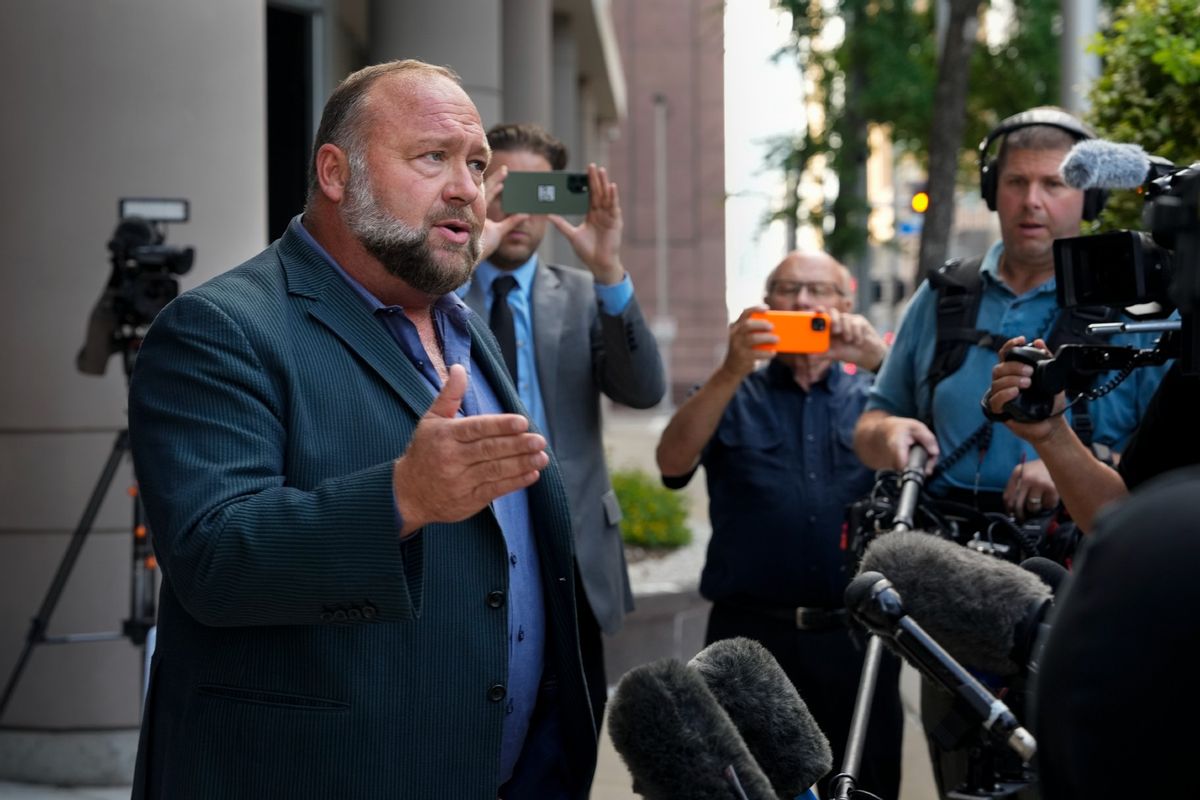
[852,106,1165,796]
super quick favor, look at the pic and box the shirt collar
[469,254,539,298]
[291,215,472,322]
[981,239,1058,297]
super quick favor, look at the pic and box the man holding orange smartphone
[655,251,898,799]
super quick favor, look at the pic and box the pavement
[0,406,939,799]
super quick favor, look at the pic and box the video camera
[1000,144,1199,423]
[77,198,194,377]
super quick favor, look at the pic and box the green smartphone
[500,171,590,215]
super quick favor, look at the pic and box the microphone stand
[832,446,927,800]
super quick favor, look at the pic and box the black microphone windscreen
[607,658,777,800]
[860,531,1051,676]
[1020,556,1070,596]
[1059,139,1151,190]
[689,638,833,796]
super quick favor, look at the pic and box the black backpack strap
[1046,304,1124,449]
[927,256,998,420]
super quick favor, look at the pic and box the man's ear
[314,143,351,203]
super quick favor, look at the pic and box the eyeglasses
[768,280,844,300]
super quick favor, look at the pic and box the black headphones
[978,106,1108,222]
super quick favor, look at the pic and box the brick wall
[608,0,728,403]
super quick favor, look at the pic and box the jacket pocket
[196,684,348,710]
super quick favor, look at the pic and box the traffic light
[910,187,930,214]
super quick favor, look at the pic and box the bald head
[307,60,463,203]
[765,251,853,312]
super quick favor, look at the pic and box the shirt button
[808,515,817,523]
[808,472,817,480]
[510,553,518,566]
[488,684,507,702]
[487,590,506,608]
[805,434,814,442]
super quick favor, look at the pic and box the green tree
[768,0,1071,273]
[1087,0,1200,232]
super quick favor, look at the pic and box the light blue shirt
[868,240,1169,494]
[292,218,544,785]
[460,254,634,444]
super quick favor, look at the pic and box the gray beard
[340,157,479,297]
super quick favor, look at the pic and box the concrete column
[501,0,553,128]
[553,16,582,170]
[0,0,266,783]
[368,0,503,125]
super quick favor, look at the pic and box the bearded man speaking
[126,60,597,800]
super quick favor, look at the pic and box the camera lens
[811,317,827,332]
[567,174,588,193]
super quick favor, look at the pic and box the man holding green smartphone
[457,123,665,735]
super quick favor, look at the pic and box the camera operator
[985,335,1197,533]
[852,107,1167,798]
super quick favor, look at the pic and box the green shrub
[610,468,692,550]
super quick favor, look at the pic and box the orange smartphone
[750,310,831,354]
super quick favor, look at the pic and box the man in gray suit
[459,123,665,728]
[129,61,595,798]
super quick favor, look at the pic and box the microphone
[1060,139,1152,190]
[845,571,1037,763]
[860,531,1051,677]
[689,638,833,798]
[607,657,780,799]
[1019,556,1070,596]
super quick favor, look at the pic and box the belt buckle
[794,607,820,630]
[794,607,842,630]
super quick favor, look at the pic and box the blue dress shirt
[292,218,544,785]
[868,240,1169,494]
[461,254,634,444]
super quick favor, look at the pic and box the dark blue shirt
[694,359,876,608]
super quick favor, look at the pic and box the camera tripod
[0,345,157,720]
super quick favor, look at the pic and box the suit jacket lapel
[278,228,436,419]
[531,264,565,437]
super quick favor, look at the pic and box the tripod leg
[0,430,129,719]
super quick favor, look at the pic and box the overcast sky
[724,0,807,317]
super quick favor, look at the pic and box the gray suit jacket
[465,262,665,634]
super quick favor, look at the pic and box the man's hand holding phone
[824,307,888,372]
[718,306,778,381]
[547,163,624,286]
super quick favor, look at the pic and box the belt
[720,599,848,631]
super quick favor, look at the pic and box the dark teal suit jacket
[128,226,596,799]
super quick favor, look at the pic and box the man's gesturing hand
[393,365,549,537]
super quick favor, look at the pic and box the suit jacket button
[362,605,377,619]
[333,610,347,622]
[486,590,506,609]
[347,608,362,621]
[320,612,333,623]
[488,684,507,702]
